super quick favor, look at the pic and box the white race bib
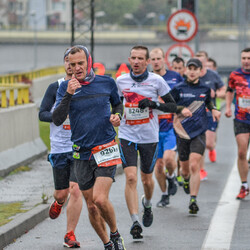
[92,142,121,167]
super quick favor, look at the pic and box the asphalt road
[4,113,250,250]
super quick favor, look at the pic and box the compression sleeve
[206,100,217,111]
[39,83,58,122]
[157,92,177,113]
[52,92,72,126]
[111,101,123,116]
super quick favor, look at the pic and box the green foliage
[92,0,235,27]
[0,202,27,226]
[95,0,141,24]
[199,0,232,24]
[8,166,31,176]
[39,121,50,151]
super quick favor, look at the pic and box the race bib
[124,103,149,125]
[238,95,250,112]
[63,118,71,130]
[92,141,122,167]
[158,111,173,121]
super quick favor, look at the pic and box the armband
[115,113,122,120]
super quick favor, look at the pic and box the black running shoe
[183,180,190,194]
[130,221,143,239]
[156,195,169,207]
[167,176,178,195]
[110,232,126,250]
[104,242,115,250]
[189,198,199,214]
[141,195,153,227]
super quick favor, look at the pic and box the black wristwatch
[115,113,122,120]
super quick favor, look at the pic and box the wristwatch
[115,113,122,120]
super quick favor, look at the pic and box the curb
[0,164,124,249]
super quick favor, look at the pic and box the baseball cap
[186,58,202,68]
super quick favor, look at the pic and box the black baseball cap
[186,58,202,68]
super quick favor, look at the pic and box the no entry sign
[167,9,198,42]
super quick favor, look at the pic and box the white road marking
[202,160,241,250]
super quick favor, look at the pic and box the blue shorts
[207,114,218,132]
[48,152,77,190]
[157,129,177,159]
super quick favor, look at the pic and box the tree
[95,0,141,25]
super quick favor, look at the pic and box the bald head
[150,48,166,76]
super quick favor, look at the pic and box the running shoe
[189,198,199,214]
[130,221,143,239]
[209,149,216,162]
[176,175,184,186]
[200,169,208,181]
[49,200,63,219]
[141,195,153,227]
[104,242,115,250]
[236,186,250,200]
[156,194,169,207]
[167,175,178,195]
[110,232,126,250]
[183,180,190,194]
[63,231,80,248]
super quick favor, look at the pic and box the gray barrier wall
[30,74,65,107]
[0,74,64,177]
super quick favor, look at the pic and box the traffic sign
[165,43,194,69]
[167,9,198,42]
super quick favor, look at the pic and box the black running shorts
[74,159,116,191]
[48,152,77,190]
[234,119,250,136]
[176,133,206,161]
[119,138,158,174]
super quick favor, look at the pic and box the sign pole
[194,0,199,52]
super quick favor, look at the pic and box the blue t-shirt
[159,70,183,132]
[55,75,121,160]
[170,80,211,139]
[199,69,224,105]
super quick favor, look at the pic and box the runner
[52,45,125,250]
[150,48,183,207]
[39,47,82,248]
[116,45,177,239]
[195,51,226,181]
[172,56,186,78]
[206,57,217,71]
[225,47,250,200]
[171,58,221,214]
[171,56,186,185]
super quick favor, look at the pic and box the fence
[0,66,65,108]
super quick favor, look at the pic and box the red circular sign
[167,9,198,42]
[165,43,194,69]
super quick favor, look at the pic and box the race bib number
[92,141,122,167]
[125,103,149,125]
[238,95,250,112]
[63,118,71,130]
[158,111,173,121]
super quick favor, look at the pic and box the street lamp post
[30,11,38,70]
[124,12,156,43]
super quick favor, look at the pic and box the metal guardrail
[0,84,29,108]
[0,66,65,85]
[0,66,65,108]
